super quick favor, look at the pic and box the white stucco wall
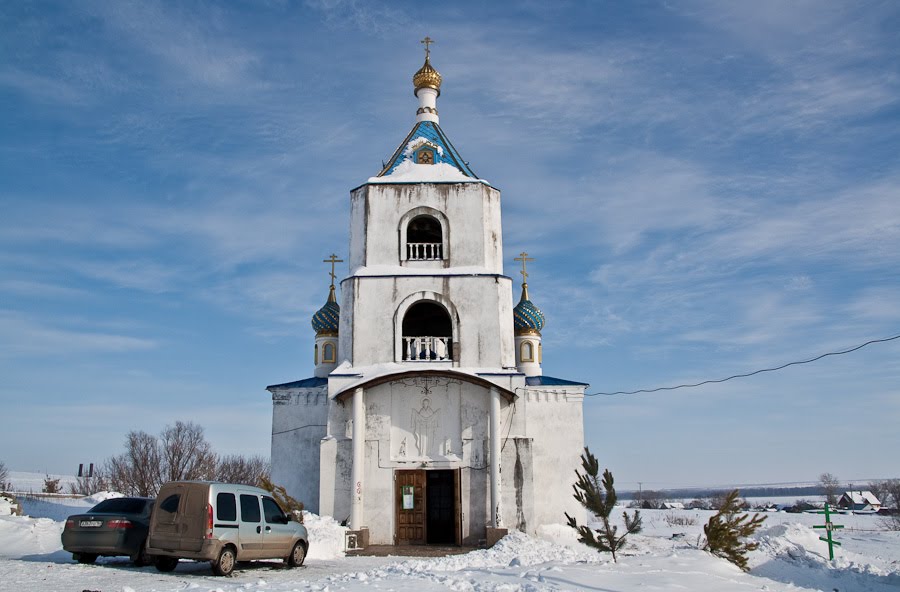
[348,183,504,273]
[320,377,505,545]
[521,387,587,528]
[339,181,515,371]
[340,275,515,368]
[269,387,328,514]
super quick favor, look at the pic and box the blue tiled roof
[378,121,478,178]
[525,375,589,387]
[267,376,328,390]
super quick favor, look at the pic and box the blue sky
[2,0,898,490]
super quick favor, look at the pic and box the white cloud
[86,0,263,91]
[0,311,158,357]
[303,0,411,35]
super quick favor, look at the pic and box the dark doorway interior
[402,302,451,337]
[426,470,456,544]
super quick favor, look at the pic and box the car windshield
[88,498,152,514]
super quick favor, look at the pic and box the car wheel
[131,547,150,567]
[75,553,98,564]
[154,556,179,572]
[286,541,306,568]
[211,546,236,577]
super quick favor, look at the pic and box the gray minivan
[146,481,308,576]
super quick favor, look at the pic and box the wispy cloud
[84,0,264,92]
[303,0,411,35]
[0,311,158,357]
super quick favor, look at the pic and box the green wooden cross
[812,503,844,560]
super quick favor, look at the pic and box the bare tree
[878,479,900,531]
[688,498,711,510]
[640,490,663,510]
[69,470,108,496]
[0,461,8,490]
[880,479,900,509]
[104,421,218,497]
[709,491,730,510]
[819,473,841,506]
[868,480,889,506]
[161,421,216,482]
[107,430,162,496]
[216,455,270,485]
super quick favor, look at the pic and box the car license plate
[80,520,102,527]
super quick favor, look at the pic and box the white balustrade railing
[407,242,443,261]
[403,336,452,361]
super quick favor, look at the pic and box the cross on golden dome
[421,36,434,59]
[413,36,442,96]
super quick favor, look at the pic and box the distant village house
[837,491,881,512]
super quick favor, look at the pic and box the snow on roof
[368,160,487,184]
[327,362,520,400]
[348,265,504,278]
[842,491,880,505]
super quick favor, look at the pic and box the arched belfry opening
[406,215,443,260]
[401,301,452,360]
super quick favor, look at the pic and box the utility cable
[586,332,900,397]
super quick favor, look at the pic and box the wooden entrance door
[395,470,426,544]
[395,469,462,545]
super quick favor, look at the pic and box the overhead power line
[586,332,900,397]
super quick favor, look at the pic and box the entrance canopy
[331,368,517,403]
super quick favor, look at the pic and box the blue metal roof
[377,121,478,178]
[266,376,328,390]
[525,375,589,387]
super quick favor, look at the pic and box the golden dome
[413,56,442,97]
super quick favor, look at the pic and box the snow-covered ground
[5,470,81,495]
[0,494,897,591]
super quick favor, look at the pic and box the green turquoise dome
[312,287,340,334]
[513,285,545,334]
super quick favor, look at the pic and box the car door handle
[256,526,261,534]
[265,526,271,532]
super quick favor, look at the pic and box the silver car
[146,481,308,576]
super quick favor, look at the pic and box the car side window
[262,496,287,524]
[217,493,237,521]
[159,494,180,514]
[239,494,261,523]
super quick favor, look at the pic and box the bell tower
[338,44,515,371]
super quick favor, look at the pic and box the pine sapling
[258,475,305,523]
[703,489,766,571]
[565,447,642,562]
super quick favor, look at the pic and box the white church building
[266,44,587,546]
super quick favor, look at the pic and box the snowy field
[0,493,898,591]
